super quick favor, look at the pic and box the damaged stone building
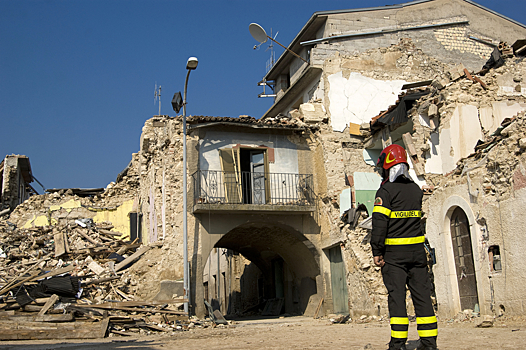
[8,0,526,321]
[1,155,37,216]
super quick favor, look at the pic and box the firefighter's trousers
[381,248,437,350]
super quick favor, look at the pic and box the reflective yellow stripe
[385,236,426,245]
[391,330,408,338]
[373,205,391,217]
[390,210,422,218]
[417,316,437,324]
[390,317,409,325]
[418,329,438,337]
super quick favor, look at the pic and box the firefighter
[371,144,437,350]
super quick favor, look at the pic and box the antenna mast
[154,84,162,115]
[266,28,277,73]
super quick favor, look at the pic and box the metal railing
[192,170,315,207]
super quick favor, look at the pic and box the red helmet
[377,144,408,170]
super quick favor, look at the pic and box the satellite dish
[249,23,268,43]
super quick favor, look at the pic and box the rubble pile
[188,113,321,130]
[410,54,526,197]
[0,219,193,340]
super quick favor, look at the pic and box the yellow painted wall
[22,199,81,228]
[93,199,134,240]
[22,214,57,228]
[21,198,134,240]
[49,199,81,212]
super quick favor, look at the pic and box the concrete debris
[328,314,351,324]
[0,220,191,340]
[476,315,495,328]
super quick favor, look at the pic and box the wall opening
[488,245,502,272]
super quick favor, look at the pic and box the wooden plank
[98,228,123,237]
[401,80,433,89]
[110,329,132,336]
[100,314,110,338]
[314,297,324,319]
[76,228,101,246]
[82,276,121,286]
[0,271,40,295]
[35,297,51,305]
[0,314,74,322]
[464,68,475,81]
[64,231,71,253]
[114,245,151,272]
[0,322,101,340]
[473,76,488,90]
[114,287,133,301]
[116,243,141,255]
[54,232,66,257]
[35,265,75,281]
[212,309,228,325]
[75,303,186,315]
[23,305,42,312]
[348,122,361,136]
[76,299,187,308]
[38,294,59,316]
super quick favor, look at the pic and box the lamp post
[172,56,198,315]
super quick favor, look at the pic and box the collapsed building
[5,0,526,322]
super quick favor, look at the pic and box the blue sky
[1,0,525,191]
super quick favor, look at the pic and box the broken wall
[135,116,191,297]
[312,0,526,72]
[323,40,448,133]
[410,55,526,317]
[6,154,140,239]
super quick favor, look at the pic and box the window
[488,245,502,272]
[219,146,271,204]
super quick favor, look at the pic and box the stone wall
[136,116,190,297]
[310,0,526,72]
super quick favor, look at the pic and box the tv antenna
[253,28,278,73]
[249,23,308,64]
[154,83,161,115]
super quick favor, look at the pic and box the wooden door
[250,151,266,204]
[329,246,349,315]
[450,207,479,311]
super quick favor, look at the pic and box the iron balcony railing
[192,170,315,207]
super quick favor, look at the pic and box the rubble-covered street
[0,315,526,349]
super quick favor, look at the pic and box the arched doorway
[201,222,320,317]
[450,207,479,311]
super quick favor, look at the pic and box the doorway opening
[450,207,479,311]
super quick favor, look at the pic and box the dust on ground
[0,315,525,350]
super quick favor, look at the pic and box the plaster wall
[426,180,526,317]
[480,102,526,134]
[327,72,406,132]
[426,104,483,175]
[449,104,483,164]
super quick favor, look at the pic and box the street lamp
[172,56,198,315]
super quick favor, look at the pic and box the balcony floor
[193,203,316,214]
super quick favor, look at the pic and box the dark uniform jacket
[370,176,424,257]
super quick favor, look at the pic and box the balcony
[192,170,316,214]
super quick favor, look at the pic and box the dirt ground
[0,315,525,350]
